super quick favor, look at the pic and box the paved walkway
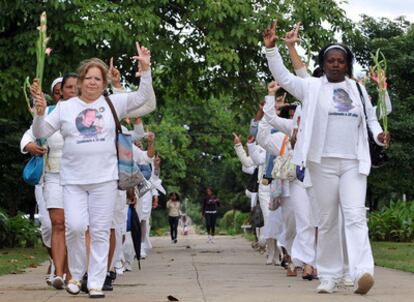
[0,235,413,302]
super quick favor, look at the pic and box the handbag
[104,96,145,190]
[245,167,259,193]
[269,178,282,211]
[272,135,296,181]
[251,201,264,228]
[22,139,45,186]
[356,83,389,168]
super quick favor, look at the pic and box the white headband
[323,45,347,56]
[50,77,63,93]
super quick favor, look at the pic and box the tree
[344,15,414,208]
[0,0,351,215]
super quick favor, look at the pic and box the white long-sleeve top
[246,142,266,182]
[234,144,255,167]
[32,70,155,185]
[266,47,384,176]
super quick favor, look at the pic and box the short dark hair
[169,192,180,201]
[61,72,79,90]
[280,104,297,119]
[318,43,354,78]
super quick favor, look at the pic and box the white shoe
[115,266,124,276]
[140,248,147,259]
[341,275,354,287]
[210,237,215,244]
[317,279,337,294]
[354,272,374,295]
[89,288,105,298]
[66,279,81,295]
[52,276,64,290]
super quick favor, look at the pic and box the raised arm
[263,95,294,137]
[263,20,307,101]
[122,44,156,116]
[31,80,60,138]
[233,133,256,168]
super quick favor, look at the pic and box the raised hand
[133,42,151,77]
[267,81,281,96]
[108,57,122,89]
[263,20,278,48]
[233,132,241,145]
[31,79,46,116]
[283,22,301,47]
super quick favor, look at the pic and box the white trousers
[63,181,117,289]
[308,158,374,281]
[290,180,317,267]
[35,185,52,248]
[263,207,283,240]
[280,196,296,255]
[258,183,270,244]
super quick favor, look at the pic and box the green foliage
[0,0,351,220]
[344,16,414,206]
[219,209,249,234]
[0,209,40,248]
[368,201,414,242]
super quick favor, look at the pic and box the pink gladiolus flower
[45,48,52,56]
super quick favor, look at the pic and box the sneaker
[317,279,337,294]
[45,274,54,287]
[66,279,81,295]
[102,273,113,291]
[52,276,65,290]
[341,274,354,287]
[140,248,147,259]
[115,266,124,276]
[210,237,215,244]
[89,288,105,298]
[174,239,177,244]
[81,273,89,293]
[353,272,374,295]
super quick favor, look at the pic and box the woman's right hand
[263,20,278,48]
[283,22,301,47]
[31,79,46,116]
[24,142,47,156]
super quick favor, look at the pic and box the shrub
[0,210,40,248]
[368,200,414,242]
[219,209,250,235]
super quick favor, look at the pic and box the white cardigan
[266,47,384,176]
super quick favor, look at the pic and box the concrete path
[0,234,413,302]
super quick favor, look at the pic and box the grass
[372,241,414,273]
[0,245,49,276]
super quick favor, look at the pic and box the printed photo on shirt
[75,108,105,143]
[333,88,354,112]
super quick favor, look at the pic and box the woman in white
[263,21,389,295]
[31,44,155,298]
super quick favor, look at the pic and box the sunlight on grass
[372,241,414,273]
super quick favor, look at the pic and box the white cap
[50,77,63,93]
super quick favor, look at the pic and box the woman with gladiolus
[31,43,155,298]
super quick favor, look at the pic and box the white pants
[35,185,52,248]
[308,158,374,281]
[64,181,117,289]
[258,183,270,244]
[280,196,296,255]
[111,193,128,269]
[290,180,317,267]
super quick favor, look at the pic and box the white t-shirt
[45,94,130,185]
[322,82,362,159]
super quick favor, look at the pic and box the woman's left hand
[377,132,390,147]
[133,42,151,77]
